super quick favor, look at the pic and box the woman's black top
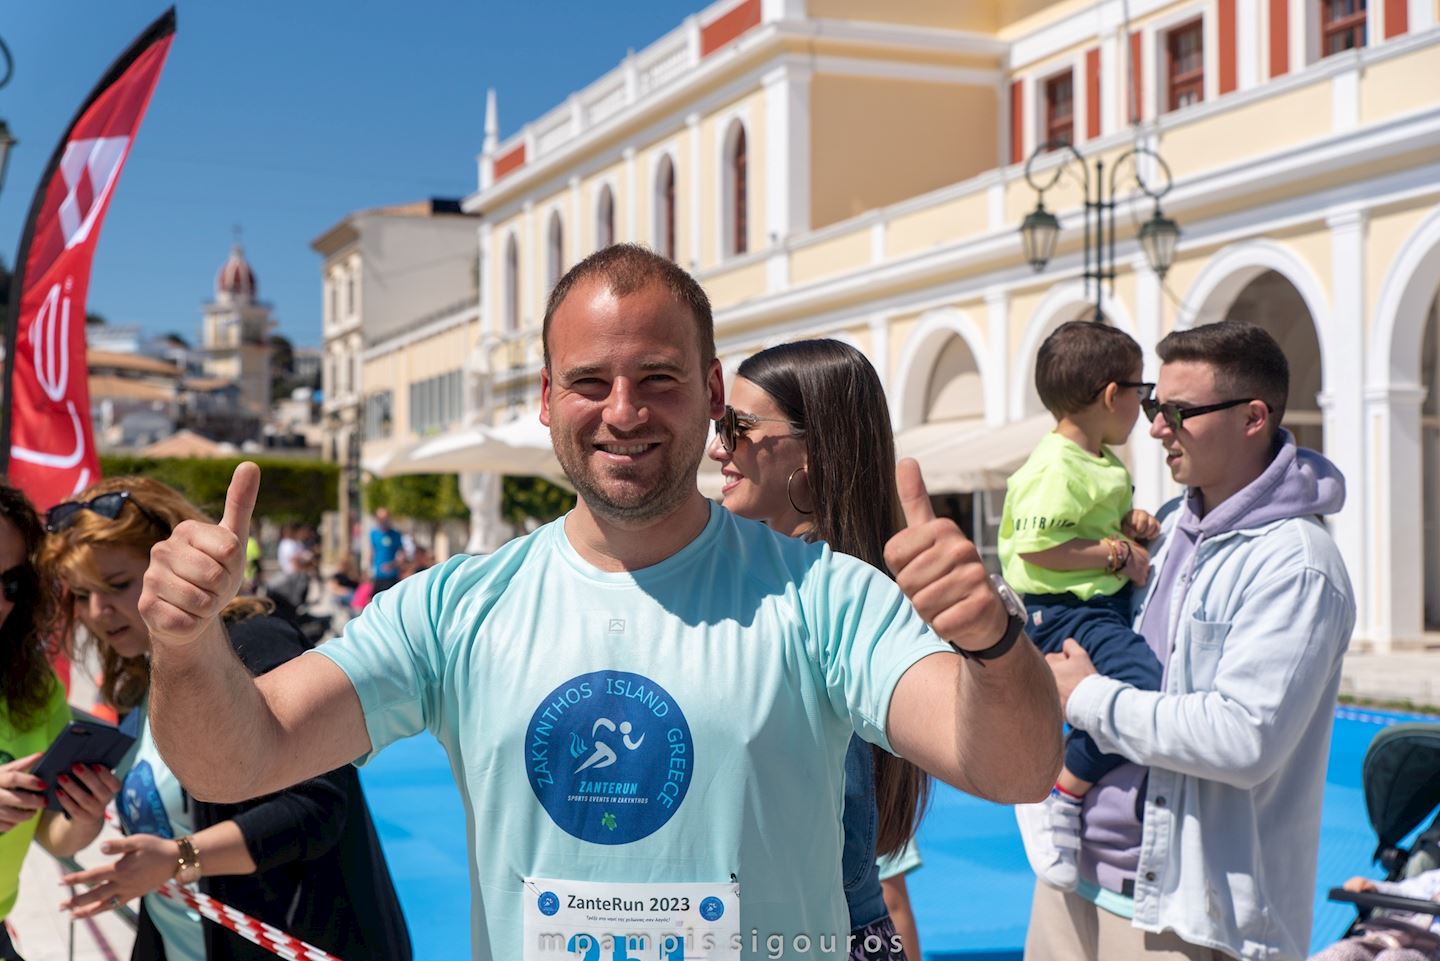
[130,615,412,961]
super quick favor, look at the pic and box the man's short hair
[541,243,715,369]
[1156,322,1289,429]
[1035,320,1144,417]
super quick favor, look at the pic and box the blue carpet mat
[360,707,1436,960]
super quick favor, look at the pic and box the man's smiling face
[541,276,722,525]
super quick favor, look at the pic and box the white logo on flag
[57,137,130,250]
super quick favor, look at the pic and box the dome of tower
[216,245,257,300]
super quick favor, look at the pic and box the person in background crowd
[1030,323,1357,961]
[41,477,412,961]
[707,338,931,960]
[368,508,403,595]
[0,481,120,961]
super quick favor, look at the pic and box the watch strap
[957,612,1026,662]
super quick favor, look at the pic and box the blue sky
[0,1,711,349]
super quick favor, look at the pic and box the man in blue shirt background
[369,507,404,594]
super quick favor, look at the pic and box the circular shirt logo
[537,891,560,916]
[525,670,693,845]
[699,897,725,922]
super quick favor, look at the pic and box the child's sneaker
[1014,788,1083,890]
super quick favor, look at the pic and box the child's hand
[1121,509,1161,543]
[1343,876,1378,893]
[1124,540,1151,587]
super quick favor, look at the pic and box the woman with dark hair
[707,338,930,961]
[0,481,120,961]
[41,476,411,961]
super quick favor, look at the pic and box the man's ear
[706,357,725,420]
[1244,399,1270,438]
[540,366,553,427]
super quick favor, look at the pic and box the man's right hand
[140,463,260,647]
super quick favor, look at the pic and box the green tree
[100,455,338,525]
[364,473,574,543]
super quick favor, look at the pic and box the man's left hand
[884,459,1008,653]
[1046,638,1098,710]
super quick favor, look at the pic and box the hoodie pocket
[1186,616,1231,691]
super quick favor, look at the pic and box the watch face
[989,574,1027,619]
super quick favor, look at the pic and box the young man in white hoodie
[1027,322,1357,961]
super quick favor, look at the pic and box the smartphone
[29,720,135,813]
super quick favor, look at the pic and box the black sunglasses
[1142,396,1259,432]
[1091,380,1156,402]
[713,405,796,454]
[0,565,32,602]
[45,491,170,535]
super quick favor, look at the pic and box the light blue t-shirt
[314,502,948,960]
[117,703,205,961]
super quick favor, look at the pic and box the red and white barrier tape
[94,806,346,961]
[156,881,345,961]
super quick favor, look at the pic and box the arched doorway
[915,333,990,561]
[1222,270,1325,453]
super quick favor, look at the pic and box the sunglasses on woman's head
[0,565,31,602]
[1141,397,1260,432]
[45,491,170,535]
[713,405,795,453]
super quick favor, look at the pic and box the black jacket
[131,616,412,961]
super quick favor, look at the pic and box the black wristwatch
[956,575,1029,662]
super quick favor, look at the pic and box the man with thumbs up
[140,244,1061,961]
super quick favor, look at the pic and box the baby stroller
[1327,722,1440,933]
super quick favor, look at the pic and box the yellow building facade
[441,0,1440,649]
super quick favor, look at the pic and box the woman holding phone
[41,476,411,961]
[707,340,930,961]
[0,480,119,961]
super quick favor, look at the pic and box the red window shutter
[1270,0,1290,77]
[1086,47,1102,139]
[1219,0,1239,93]
[1011,80,1024,163]
[1385,0,1408,37]
[1129,31,1143,123]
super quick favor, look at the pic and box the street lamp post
[1018,140,1181,322]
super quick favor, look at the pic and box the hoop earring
[786,467,813,516]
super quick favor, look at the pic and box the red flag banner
[2,8,175,509]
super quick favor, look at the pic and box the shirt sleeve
[307,560,453,765]
[1005,468,1094,553]
[44,673,72,741]
[800,549,950,754]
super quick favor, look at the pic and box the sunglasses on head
[1142,396,1260,432]
[45,491,170,535]
[0,565,32,602]
[713,405,796,454]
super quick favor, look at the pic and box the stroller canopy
[1363,722,1440,858]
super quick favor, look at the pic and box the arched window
[727,123,748,256]
[546,211,565,292]
[504,233,520,332]
[596,185,615,250]
[655,156,676,261]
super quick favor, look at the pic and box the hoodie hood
[1190,428,1346,538]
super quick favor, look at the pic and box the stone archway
[1367,207,1440,645]
[1221,270,1326,453]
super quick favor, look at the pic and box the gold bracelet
[174,835,202,885]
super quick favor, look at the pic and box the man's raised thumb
[220,461,261,544]
[896,458,937,528]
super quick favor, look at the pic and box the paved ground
[1340,633,1440,711]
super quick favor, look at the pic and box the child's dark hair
[1035,320,1143,417]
